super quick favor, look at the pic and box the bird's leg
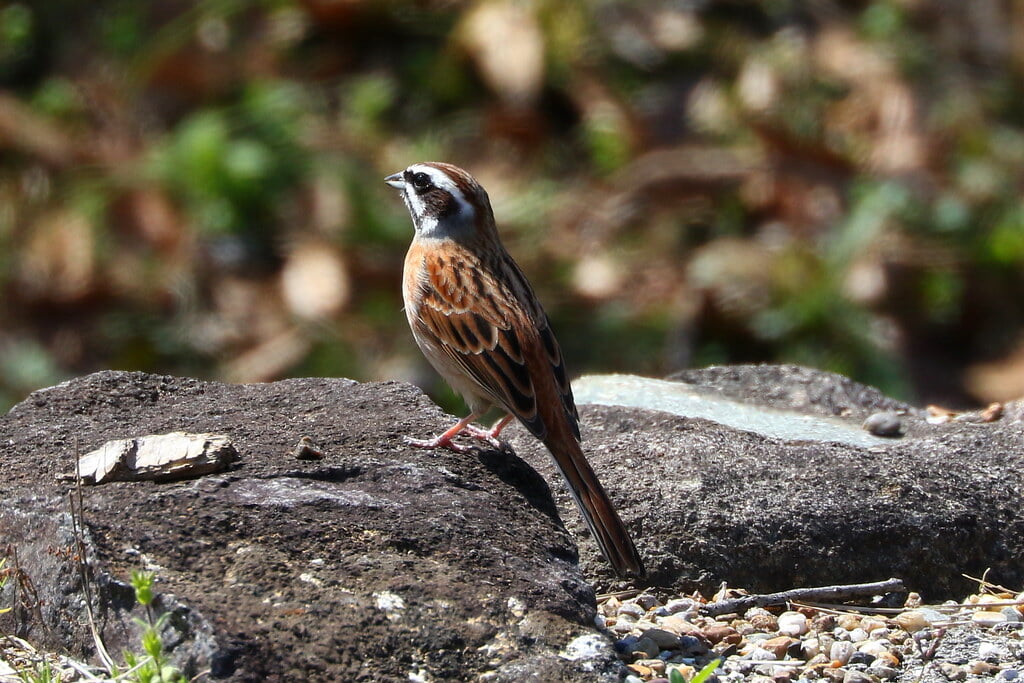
[464,414,514,447]
[405,411,485,453]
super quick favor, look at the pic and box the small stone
[978,641,1005,660]
[618,602,646,619]
[999,669,1020,681]
[857,640,891,657]
[873,651,901,668]
[893,610,929,633]
[836,614,861,631]
[805,653,830,668]
[812,614,837,631]
[860,617,886,633]
[801,637,820,659]
[624,675,644,683]
[972,610,1008,627]
[939,662,966,681]
[868,663,899,680]
[848,627,869,643]
[847,650,875,666]
[705,624,742,645]
[658,614,704,637]
[829,640,855,665]
[762,636,797,659]
[611,618,637,635]
[863,411,904,437]
[291,436,324,460]
[842,670,874,683]
[630,636,660,659]
[968,660,1002,676]
[749,612,779,633]
[749,646,775,661]
[634,594,660,610]
[664,598,697,615]
[734,619,757,635]
[904,592,922,608]
[627,663,653,677]
[634,658,667,674]
[679,635,707,656]
[778,611,809,636]
[1002,606,1023,623]
[641,628,681,650]
[601,596,621,617]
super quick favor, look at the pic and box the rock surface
[0,372,619,681]
[511,365,1024,593]
[2,365,1023,681]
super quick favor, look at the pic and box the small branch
[702,578,905,617]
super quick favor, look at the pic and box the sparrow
[386,161,645,578]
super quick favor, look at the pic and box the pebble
[829,640,855,665]
[705,624,742,644]
[749,612,780,633]
[1002,606,1023,623]
[634,658,666,674]
[641,628,681,650]
[848,627,869,643]
[762,636,797,659]
[973,610,1008,627]
[619,602,646,619]
[863,411,904,436]
[836,613,861,631]
[893,610,929,633]
[979,641,1006,660]
[630,636,660,659]
[658,614,704,637]
[968,660,1002,676]
[867,663,899,680]
[842,670,874,683]
[778,611,809,636]
[598,586,1023,683]
[938,662,966,680]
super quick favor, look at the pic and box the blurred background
[2,0,1024,414]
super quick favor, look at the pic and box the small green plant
[669,658,721,683]
[0,557,10,616]
[120,570,186,683]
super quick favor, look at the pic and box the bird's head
[385,162,497,242]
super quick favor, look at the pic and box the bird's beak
[384,172,405,189]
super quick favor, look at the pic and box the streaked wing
[412,250,547,438]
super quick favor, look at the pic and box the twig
[70,440,117,673]
[962,573,1020,595]
[702,578,905,617]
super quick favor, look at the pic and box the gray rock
[514,365,1024,594]
[0,371,623,681]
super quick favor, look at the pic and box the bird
[385,161,645,578]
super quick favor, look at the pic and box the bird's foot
[403,434,473,453]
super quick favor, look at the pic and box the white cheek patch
[406,164,475,219]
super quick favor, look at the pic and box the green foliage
[150,81,309,245]
[119,570,187,683]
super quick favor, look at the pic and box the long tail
[544,434,646,578]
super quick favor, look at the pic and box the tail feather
[544,436,646,578]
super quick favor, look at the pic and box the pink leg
[405,411,484,453]
[464,414,515,446]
